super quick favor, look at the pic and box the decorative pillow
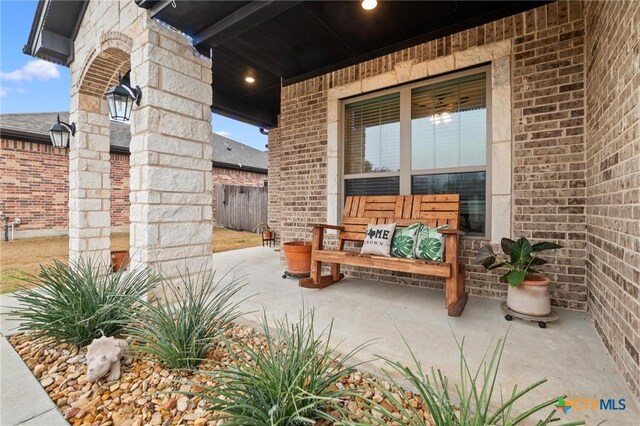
[390,223,423,258]
[415,224,448,261]
[360,223,397,257]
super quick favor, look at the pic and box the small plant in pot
[476,237,562,317]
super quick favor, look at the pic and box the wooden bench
[299,194,468,316]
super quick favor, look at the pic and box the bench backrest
[339,195,460,242]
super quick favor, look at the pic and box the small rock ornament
[85,336,129,382]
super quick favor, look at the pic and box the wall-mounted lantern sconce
[105,71,141,122]
[48,114,76,148]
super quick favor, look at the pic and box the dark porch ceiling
[26,1,550,129]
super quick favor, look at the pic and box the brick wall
[584,0,640,403]
[1,138,69,230]
[1,138,267,235]
[0,138,130,233]
[267,127,281,242]
[211,166,267,222]
[269,2,588,309]
[511,2,587,309]
[110,152,130,228]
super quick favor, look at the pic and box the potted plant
[253,222,274,240]
[476,237,562,316]
[281,240,312,277]
[111,250,129,273]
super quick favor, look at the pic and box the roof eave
[23,0,47,57]
[0,128,51,144]
[23,0,89,66]
[212,161,267,174]
[0,127,130,154]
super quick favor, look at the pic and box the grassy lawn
[0,227,262,294]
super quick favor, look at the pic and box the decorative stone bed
[9,324,428,426]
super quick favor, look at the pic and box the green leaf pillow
[390,223,423,258]
[415,224,448,261]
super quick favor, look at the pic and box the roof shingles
[0,112,267,172]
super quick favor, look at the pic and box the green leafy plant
[126,270,247,369]
[356,334,584,426]
[476,237,562,287]
[13,257,159,346]
[195,309,367,425]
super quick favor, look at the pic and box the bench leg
[330,239,345,281]
[299,273,345,289]
[445,263,468,317]
[310,257,322,285]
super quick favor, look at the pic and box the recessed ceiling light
[362,0,377,10]
[245,76,255,83]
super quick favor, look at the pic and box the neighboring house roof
[212,132,268,172]
[0,112,268,173]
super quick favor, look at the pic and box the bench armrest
[438,229,466,236]
[308,223,345,231]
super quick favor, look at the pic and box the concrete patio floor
[214,246,638,425]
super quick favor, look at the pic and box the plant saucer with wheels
[501,301,558,328]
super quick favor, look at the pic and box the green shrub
[357,335,585,426]
[126,270,247,369]
[13,257,159,346]
[195,309,366,425]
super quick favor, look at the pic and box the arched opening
[70,38,132,264]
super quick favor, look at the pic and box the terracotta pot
[111,250,130,273]
[263,229,273,240]
[282,241,312,275]
[507,275,551,316]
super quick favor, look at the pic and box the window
[342,68,489,236]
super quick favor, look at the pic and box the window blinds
[344,93,400,175]
[411,73,486,118]
[411,73,487,170]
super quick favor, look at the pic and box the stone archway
[68,10,215,283]
[68,34,132,264]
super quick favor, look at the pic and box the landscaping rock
[176,396,189,412]
[33,364,46,377]
[9,325,426,426]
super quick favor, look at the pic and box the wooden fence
[215,184,268,231]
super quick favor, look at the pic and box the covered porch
[22,0,639,416]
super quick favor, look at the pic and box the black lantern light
[48,114,76,148]
[105,71,141,122]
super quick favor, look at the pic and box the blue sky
[0,0,267,151]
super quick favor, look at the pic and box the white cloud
[1,60,60,82]
[0,87,6,97]
[214,130,231,138]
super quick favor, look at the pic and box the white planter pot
[506,275,551,317]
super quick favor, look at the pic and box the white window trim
[327,40,512,243]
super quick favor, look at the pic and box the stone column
[129,19,213,280]
[68,93,111,265]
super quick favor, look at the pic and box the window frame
[340,65,492,239]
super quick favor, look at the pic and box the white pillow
[360,223,397,257]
